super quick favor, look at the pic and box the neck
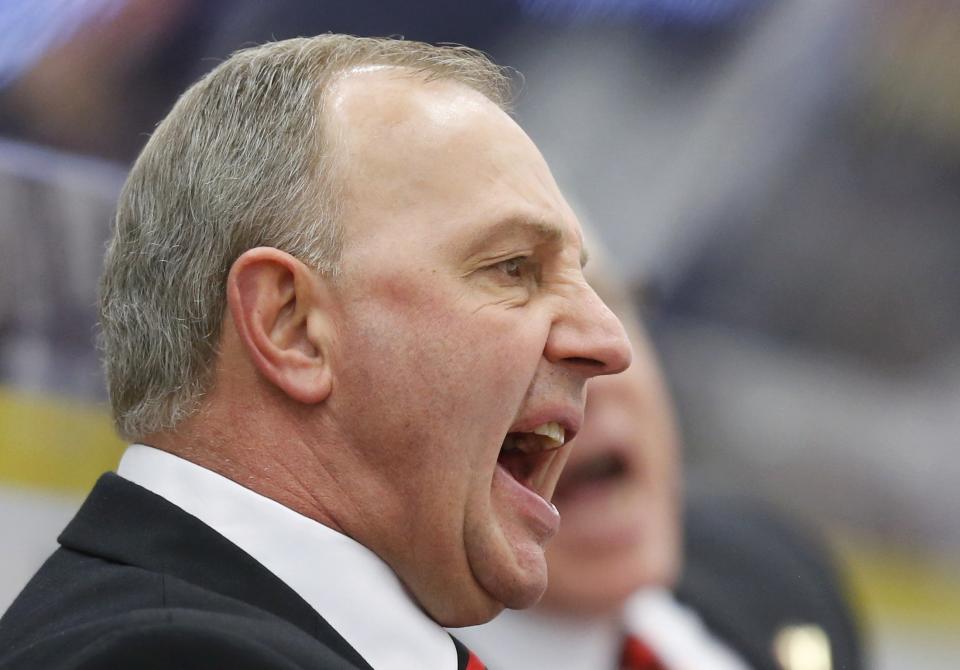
[143,395,349,536]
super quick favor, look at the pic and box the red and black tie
[450,635,486,670]
[620,634,669,670]
[464,649,486,670]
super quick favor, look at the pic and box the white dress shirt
[117,444,458,670]
[455,588,751,670]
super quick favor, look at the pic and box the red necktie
[621,634,669,670]
[465,650,486,670]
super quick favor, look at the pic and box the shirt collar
[623,589,750,670]
[117,444,457,670]
[455,603,623,669]
[456,589,750,670]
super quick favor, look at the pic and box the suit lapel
[59,473,373,669]
[674,573,778,670]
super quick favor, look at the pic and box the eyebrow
[468,216,589,268]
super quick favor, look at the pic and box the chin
[541,541,681,616]
[499,574,548,611]
[463,531,551,621]
[411,560,509,628]
[419,545,547,628]
[482,557,548,611]
[435,596,507,629]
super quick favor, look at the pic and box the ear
[226,247,334,404]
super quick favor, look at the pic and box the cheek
[337,285,545,478]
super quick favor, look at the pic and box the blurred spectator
[0,0,521,162]
[0,0,204,160]
[456,250,863,670]
[0,138,124,398]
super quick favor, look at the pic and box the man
[0,35,631,669]
[457,256,863,670]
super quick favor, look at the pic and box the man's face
[319,70,631,626]
[539,303,682,615]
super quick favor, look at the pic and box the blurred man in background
[0,35,632,669]
[457,252,863,670]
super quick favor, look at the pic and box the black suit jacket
[0,474,477,670]
[676,495,864,670]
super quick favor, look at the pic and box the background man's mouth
[552,452,629,504]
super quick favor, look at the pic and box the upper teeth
[531,422,565,449]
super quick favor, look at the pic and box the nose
[545,281,632,378]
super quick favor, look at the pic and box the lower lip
[492,463,561,539]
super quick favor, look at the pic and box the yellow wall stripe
[835,536,960,631]
[0,386,124,494]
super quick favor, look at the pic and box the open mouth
[552,451,629,504]
[496,421,566,499]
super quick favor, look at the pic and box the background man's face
[540,309,683,615]
[320,69,631,626]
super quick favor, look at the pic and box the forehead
[327,68,584,262]
[327,66,508,152]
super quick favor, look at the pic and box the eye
[495,256,528,278]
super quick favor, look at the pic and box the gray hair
[99,35,512,440]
